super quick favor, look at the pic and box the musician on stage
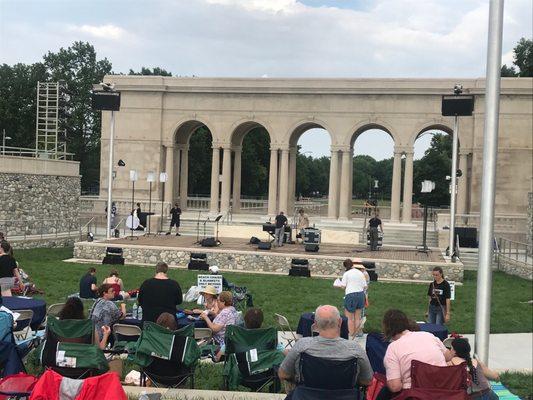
[167,202,182,236]
[274,211,288,247]
[368,212,383,251]
[296,208,309,243]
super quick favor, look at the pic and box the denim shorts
[344,291,365,312]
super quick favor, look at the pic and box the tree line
[0,39,530,203]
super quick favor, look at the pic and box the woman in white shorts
[339,258,368,339]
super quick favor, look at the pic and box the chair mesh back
[300,353,358,390]
[410,360,468,390]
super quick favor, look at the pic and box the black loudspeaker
[257,242,271,250]
[188,253,209,270]
[455,227,478,248]
[106,247,123,256]
[441,95,474,116]
[249,236,261,245]
[291,259,309,266]
[201,237,218,247]
[91,91,121,111]
[305,244,319,252]
[289,265,311,277]
[103,247,124,265]
[114,229,120,238]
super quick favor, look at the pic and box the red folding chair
[0,372,38,400]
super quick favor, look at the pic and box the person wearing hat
[193,285,219,316]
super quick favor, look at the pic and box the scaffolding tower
[35,81,68,158]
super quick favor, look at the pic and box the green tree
[188,127,213,196]
[500,64,518,77]
[0,62,48,149]
[413,133,452,206]
[241,128,270,197]
[513,37,533,77]
[128,67,172,76]
[43,41,112,191]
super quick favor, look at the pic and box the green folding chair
[39,317,108,378]
[223,325,284,392]
[133,322,200,388]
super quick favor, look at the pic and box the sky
[1,0,531,159]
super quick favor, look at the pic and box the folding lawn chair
[13,310,33,340]
[223,325,284,392]
[133,322,200,389]
[40,316,108,379]
[111,323,141,354]
[289,352,365,400]
[0,311,37,368]
[46,303,66,318]
[274,313,298,348]
[0,372,38,399]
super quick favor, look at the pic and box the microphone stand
[195,210,201,244]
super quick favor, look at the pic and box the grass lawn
[16,247,532,334]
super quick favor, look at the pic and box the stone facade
[10,236,76,250]
[498,255,532,281]
[0,156,80,237]
[74,242,464,282]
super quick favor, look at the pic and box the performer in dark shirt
[79,267,98,299]
[167,202,182,236]
[274,212,288,247]
[426,266,451,325]
[138,262,183,323]
[368,213,383,251]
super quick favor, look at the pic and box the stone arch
[347,120,399,148]
[169,117,216,145]
[286,118,334,147]
[229,118,273,147]
[408,120,455,148]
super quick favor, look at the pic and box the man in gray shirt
[279,305,373,387]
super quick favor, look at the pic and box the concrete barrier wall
[498,256,532,281]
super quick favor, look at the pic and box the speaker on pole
[91,90,121,111]
[441,95,474,116]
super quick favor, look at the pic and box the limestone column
[232,146,242,212]
[220,146,232,214]
[338,149,352,219]
[327,149,340,218]
[179,144,189,210]
[267,148,279,215]
[390,150,402,222]
[278,149,290,213]
[173,147,181,202]
[457,151,469,215]
[209,146,220,213]
[402,151,414,223]
[347,148,353,218]
[164,145,174,204]
[288,147,297,213]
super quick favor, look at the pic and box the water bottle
[138,306,143,320]
[132,303,138,319]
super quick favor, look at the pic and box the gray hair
[314,305,341,330]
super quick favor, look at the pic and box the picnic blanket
[490,381,521,399]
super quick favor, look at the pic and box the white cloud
[68,24,126,40]
[205,0,301,13]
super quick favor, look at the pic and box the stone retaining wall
[527,192,532,256]
[10,236,76,250]
[498,256,532,281]
[74,242,464,282]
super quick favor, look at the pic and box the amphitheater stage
[73,234,463,282]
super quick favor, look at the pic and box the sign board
[449,281,455,301]
[197,275,223,293]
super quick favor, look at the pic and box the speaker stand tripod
[214,214,223,245]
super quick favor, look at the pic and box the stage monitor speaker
[188,261,209,271]
[102,255,124,265]
[441,95,474,116]
[289,265,311,277]
[362,261,376,270]
[91,90,121,111]
[190,253,207,261]
[201,237,218,247]
[257,242,271,250]
[291,258,309,266]
[368,270,378,282]
[249,236,261,245]
[114,229,120,238]
[106,247,123,256]
[305,244,319,252]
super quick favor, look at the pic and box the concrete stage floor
[107,235,444,262]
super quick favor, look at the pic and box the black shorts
[170,219,180,227]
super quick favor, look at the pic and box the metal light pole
[2,130,11,155]
[449,113,460,258]
[475,0,504,365]
[106,111,115,240]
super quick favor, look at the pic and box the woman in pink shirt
[377,309,452,400]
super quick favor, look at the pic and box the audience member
[200,290,238,346]
[58,297,110,350]
[90,284,126,341]
[427,266,451,325]
[79,267,98,299]
[377,309,452,400]
[244,307,264,329]
[278,305,372,390]
[192,285,219,316]
[0,241,23,296]
[102,269,130,300]
[449,338,499,400]
[338,258,367,338]
[138,262,183,323]
[156,312,178,331]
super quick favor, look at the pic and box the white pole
[2,129,5,156]
[475,0,504,365]
[449,115,459,258]
[106,110,115,240]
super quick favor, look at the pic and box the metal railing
[0,145,74,160]
[498,237,531,265]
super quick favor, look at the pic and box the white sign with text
[197,275,223,293]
